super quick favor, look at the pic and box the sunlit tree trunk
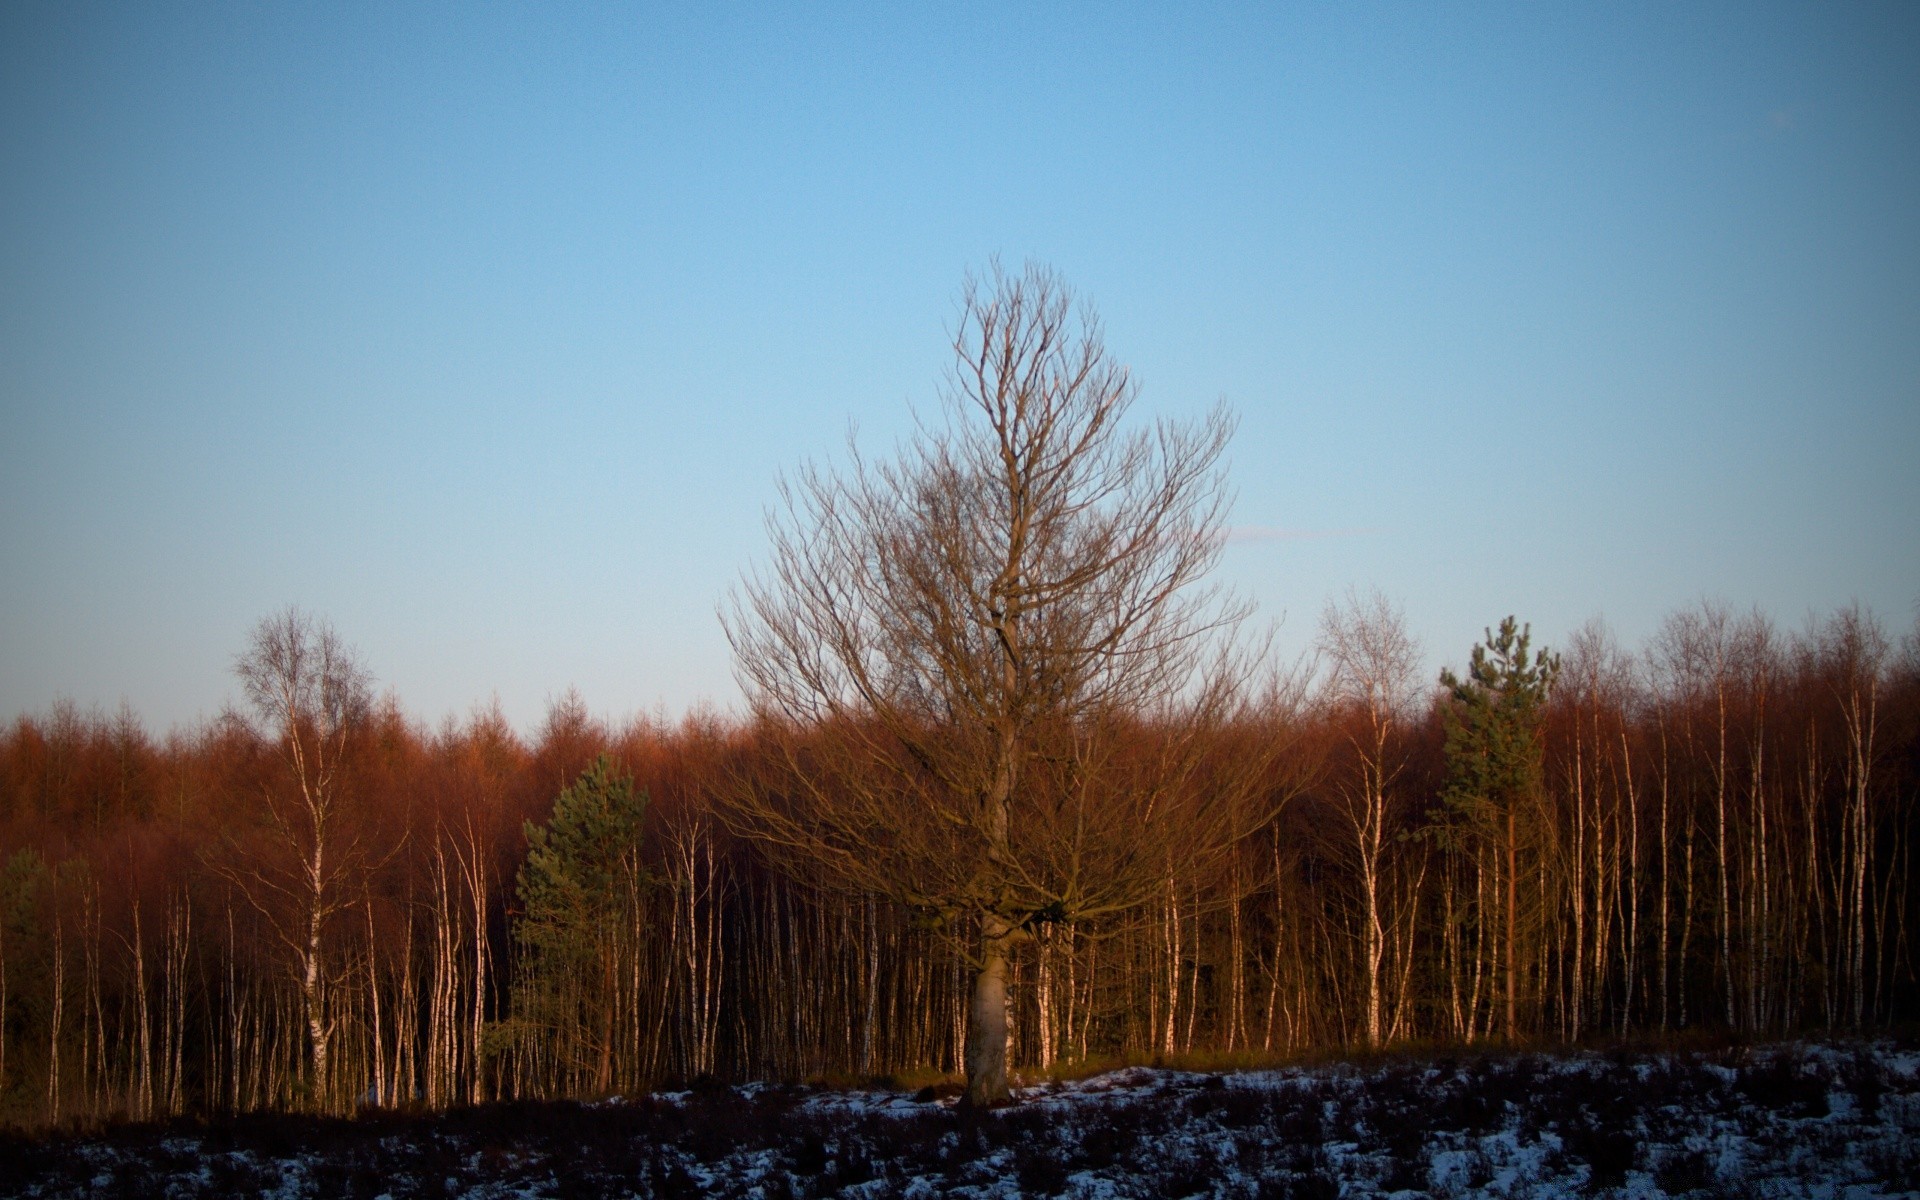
[47,912,63,1124]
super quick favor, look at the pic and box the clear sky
[3,3,1916,735]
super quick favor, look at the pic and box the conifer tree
[509,755,651,1095]
[1440,617,1558,1040]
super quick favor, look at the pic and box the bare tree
[227,607,372,1111]
[1316,588,1423,1046]
[726,262,1254,1105]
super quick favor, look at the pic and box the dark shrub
[1738,1055,1829,1118]
[1378,1143,1428,1192]
[1016,1140,1073,1195]
[1281,1165,1341,1200]
[1653,1145,1716,1195]
[647,1156,705,1200]
[1196,1086,1275,1130]
[1152,1147,1219,1198]
[1562,1116,1638,1191]
[1074,1105,1147,1171]
[1866,1134,1920,1194]
[833,1144,877,1187]
[788,1131,828,1176]
[1844,1053,1887,1120]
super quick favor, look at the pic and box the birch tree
[1316,589,1423,1046]
[228,607,372,1111]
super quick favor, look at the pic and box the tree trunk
[1505,806,1518,1041]
[963,916,1014,1106]
[305,891,328,1111]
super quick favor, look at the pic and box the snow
[9,1039,1919,1198]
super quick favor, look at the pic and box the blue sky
[3,3,1916,734]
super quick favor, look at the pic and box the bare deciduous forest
[1,269,1914,1129]
[1,593,1913,1128]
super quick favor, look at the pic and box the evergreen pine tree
[1440,616,1558,1040]
[509,755,650,1094]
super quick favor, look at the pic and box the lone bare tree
[228,607,372,1111]
[726,263,1253,1105]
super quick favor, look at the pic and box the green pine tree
[507,755,651,1095]
[1439,616,1558,1040]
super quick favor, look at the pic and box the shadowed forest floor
[3,1037,1917,1198]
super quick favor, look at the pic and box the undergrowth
[2,1035,1914,1198]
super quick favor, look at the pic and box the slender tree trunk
[1505,807,1517,1040]
[365,896,384,1107]
[224,907,239,1113]
[165,898,188,1115]
[1680,810,1696,1029]
[1266,834,1285,1052]
[132,900,152,1119]
[1621,730,1639,1035]
[463,824,488,1106]
[1227,863,1245,1051]
[1175,879,1190,1044]
[1162,874,1181,1056]
[1716,680,1734,1030]
[1034,923,1053,1070]
[1659,728,1672,1030]
[48,913,64,1124]
[1444,855,1463,1040]
[0,908,8,1101]
[305,839,329,1111]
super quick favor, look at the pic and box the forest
[0,594,1912,1129]
[1,267,1915,1128]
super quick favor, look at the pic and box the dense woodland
[0,599,1913,1127]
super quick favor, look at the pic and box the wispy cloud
[1224,525,1383,545]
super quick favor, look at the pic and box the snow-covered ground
[5,1039,1917,1198]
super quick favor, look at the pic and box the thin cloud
[1224,525,1383,545]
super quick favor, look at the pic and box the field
[4,1038,1917,1198]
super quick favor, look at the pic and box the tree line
[2,265,1914,1123]
[0,594,1911,1126]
